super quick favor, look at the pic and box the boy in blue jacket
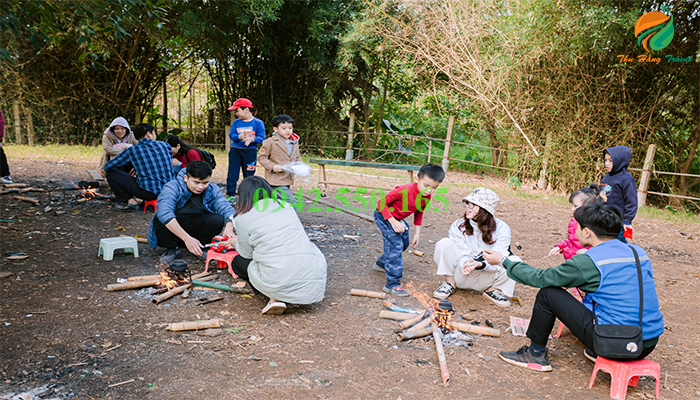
[148,161,236,265]
[600,145,638,241]
[226,98,266,199]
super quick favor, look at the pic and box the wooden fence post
[225,110,234,153]
[345,112,356,161]
[428,139,432,163]
[637,144,656,208]
[441,116,455,171]
[12,100,21,144]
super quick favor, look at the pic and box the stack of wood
[0,183,44,204]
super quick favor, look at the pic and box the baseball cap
[228,98,253,111]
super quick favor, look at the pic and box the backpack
[197,149,217,170]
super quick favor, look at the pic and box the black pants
[105,170,157,203]
[226,148,257,196]
[0,146,9,177]
[527,287,655,359]
[231,255,261,295]
[153,212,224,250]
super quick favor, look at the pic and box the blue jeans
[227,148,257,196]
[374,210,409,288]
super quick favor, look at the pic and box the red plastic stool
[589,356,660,400]
[143,200,158,212]
[204,250,239,278]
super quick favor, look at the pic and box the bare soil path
[1,152,698,399]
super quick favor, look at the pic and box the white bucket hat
[462,187,499,216]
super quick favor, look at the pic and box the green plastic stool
[98,237,139,261]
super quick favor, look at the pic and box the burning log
[407,314,435,332]
[396,327,433,341]
[166,319,222,332]
[153,283,192,304]
[450,321,500,337]
[107,277,162,291]
[350,289,386,299]
[379,310,416,321]
[432,323,450,386]
[399,311,430,329]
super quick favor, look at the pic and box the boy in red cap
[226,98,266,199]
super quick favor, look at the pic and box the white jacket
[447,217,512,272]
[235,198,327,304]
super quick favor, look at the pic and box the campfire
[153,260,192,295]
[352,284,502,387]
[73,181,113,202]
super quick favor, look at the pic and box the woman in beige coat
[230,176,327,314]
[98,117,137,176]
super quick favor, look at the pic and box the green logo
[634,7,674,52]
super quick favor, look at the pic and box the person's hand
[548,246,562,256]
[244,137,254,146]
[575,248,588,255]
[129,168,136,177]
[411,232,420,247]
[461,259,479,275]
[226,234,237,247]
[273,165,283,173]
[184,236,205,257]
[389,218,406,233]
[238,132,246,140]
[223,224,235,239]
[172,159,180,167]
[482,249,502,265]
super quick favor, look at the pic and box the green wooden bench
[309,158,421,189]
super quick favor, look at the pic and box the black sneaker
[433,281,455,299]
[499,345,552,372]
[159,248,181,266]
[483,289,511,307]
[371,261,385,272]
[113,202,131,211]
[584,348,597,362]
[382,285,409,297]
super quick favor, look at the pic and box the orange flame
[157,262,190,290]
[404,282,454,331]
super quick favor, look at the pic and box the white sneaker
[0,176,12,184]
[483,289,511,307]
[262,301,286,315]
[433,281,455,299]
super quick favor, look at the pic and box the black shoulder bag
[591,246,644,359]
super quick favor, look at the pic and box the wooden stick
[119,234,148,243]
[350,289,386,299]
[12,195,39,205]
[396,327,433,341]
[1,183,28,188]
[127,271,211,281]
[166,319,221,332]
[432,323,450,387]
[18,187,45,193]
[450,321,501,337]
[107,379,135,388]
[410,250,425,257]
[407,314,435,332]
[379,310,415,321]
[198,296,224,305]
[399,311,430,329]
[153,283,192,304]
[182,288,191,298]
[107,277,162,291]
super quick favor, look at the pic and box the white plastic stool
[98,237,139,261]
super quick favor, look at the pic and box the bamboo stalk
[166,318,221,332]
[107,277,161,291]
[191,279,250,294]
[153,283,192,304]
[12,195,39,205]
[450,321,500,337]
[407,314,435,332]
[1,183,28,188]
[350,289,386,299]
[396,327,433,341]
[379,310,415,321]
[432,323,450,386]
[399,311,429,329]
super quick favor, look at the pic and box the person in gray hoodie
[98,117,137,176]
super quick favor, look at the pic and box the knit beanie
[462,187,499,216]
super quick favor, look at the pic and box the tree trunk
[537,131,553,189]
[163,80,168,134]
[25,107,35,146]
[483,114,501,167]
[12,100,21,144]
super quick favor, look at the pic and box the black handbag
[591,246,644,359]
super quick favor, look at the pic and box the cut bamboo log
[153,283,192,304]
[18,187,44,193]
[407,314,435,332]
[396,327,433,341]
[350,288,386,299]
[432,323,450,386]
[107,277,161,291]
[191,279,250,294]
[399,311,429,329]
[166,318,221,331]
[127,271,211,281]
[119,234,148,244]
[1,183,28,188]
[450,321,500,337]
[410,250,425,257]
[379,310,416,321]
[12,195,39,205]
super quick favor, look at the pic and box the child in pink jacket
[549,184,601,259]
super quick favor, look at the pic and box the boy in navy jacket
[600,145,637,241]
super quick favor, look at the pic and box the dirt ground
[1,155,699,400]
